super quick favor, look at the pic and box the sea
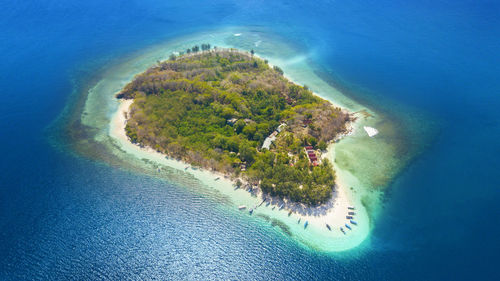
[1,0,499,280]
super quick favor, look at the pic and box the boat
[184,166,189,170]
[304,221,309,229]
[348,211,355,215]
[350,220,357,225]
[297,218,301,224]
[279,204,284,210]
[238,205,246,210]
[157,168,161,172]
[326,224,331,231]
[340,227,346,234]
[363,126,379,137]
[345,223,352,230]
[272,206,276,210]
[265,201,271,207]
[288,210,293,216]
[214,177,220,181]
[249,208,254,214]
[348,206,355,210]
[346,216,353,219]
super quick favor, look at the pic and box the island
[116,46,351,207]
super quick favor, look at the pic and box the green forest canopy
[117,46,350,206]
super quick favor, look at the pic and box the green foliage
[118,49,348,206]
[273,65,284,75]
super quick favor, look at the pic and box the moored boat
[346,215,353,219]
[249,208,254,214]
[304,221,309,229]
[238,205,246,210]
[348,211,355,215]
[326,224,331,230]
[340,227,346,234]
[350,220,357,225]
[345,223,352,230]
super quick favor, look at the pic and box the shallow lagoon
[76,27,431,252]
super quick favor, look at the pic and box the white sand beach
[109,98,370,252]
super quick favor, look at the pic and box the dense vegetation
[117,46,350,206]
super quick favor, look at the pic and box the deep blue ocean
[1,1,499,280]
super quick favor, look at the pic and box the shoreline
[110,96,369,252]
[71,27,410,252]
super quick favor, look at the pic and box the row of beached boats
[339,206,357,235]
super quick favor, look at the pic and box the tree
[273,65,284,75]
[239,142,256,164]
[318,140,327,151]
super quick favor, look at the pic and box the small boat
[272,206,276,210]
[345,223,352,230]
[350,220,357,225]
[348,206,355,210]
[288,210,293,216]
[326,224,331,231]
[238,205,246,210]
[340,227,346,235]
[348,211,355,215]
[184,166,189,170]
[346,216,353,219]
[297,218,301,224]
[249,208,254,214]
[279,204,284,210]
[214,177,220,181]
[304,221,309,229]
[266,201,271,207]
[157,168,161,172]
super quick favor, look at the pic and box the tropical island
[116,45,351,206]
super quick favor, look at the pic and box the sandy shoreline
[110,98,369,251]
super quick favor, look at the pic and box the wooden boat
[345,223,352,230]
[350,220,357,225]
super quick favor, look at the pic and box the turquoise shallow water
[1,1,499,280]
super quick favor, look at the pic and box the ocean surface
[1,1,499,280]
